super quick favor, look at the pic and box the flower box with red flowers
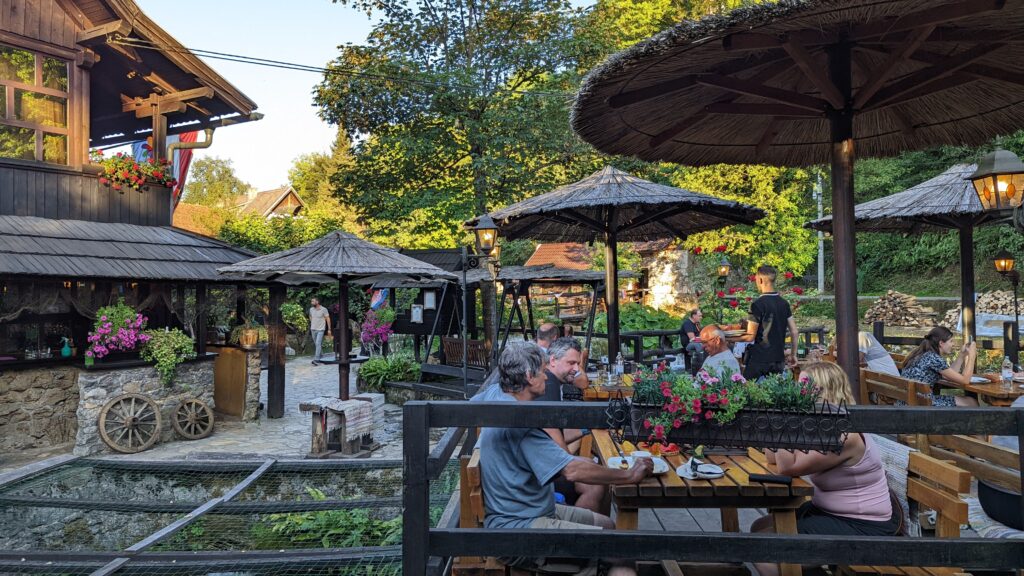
[612,364,848,453]
[89,147,178,194]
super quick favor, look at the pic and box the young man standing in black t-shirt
[736,265,799,380]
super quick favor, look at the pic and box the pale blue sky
[136,0,374,191]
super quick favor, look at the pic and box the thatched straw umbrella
[808,163,1014,340]
[571,0,1024,391]
[220,231,455,400]
[466,166,764,358]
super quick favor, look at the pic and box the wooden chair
[860,369,933,406]
[891,352,908,370]
[837,451,971,576]
[455,449,505,576]
[442,336,491,368]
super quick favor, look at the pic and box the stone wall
[0,366,79,451]
[243,348,261,421]
[643,249,698,316]
[74,359,215,456]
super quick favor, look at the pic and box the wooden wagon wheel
[172,398,214,440]
[99,393,162,453]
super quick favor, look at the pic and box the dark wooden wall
[0,163,172,225]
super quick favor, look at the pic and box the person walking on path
[736,265,799,380]
[309,298,331,365]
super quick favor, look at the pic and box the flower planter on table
[606,396,850,453]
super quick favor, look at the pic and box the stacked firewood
[863,291,936,327]
[939,290,1017,329]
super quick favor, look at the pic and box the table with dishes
[939,373,1024,406]
[589,429,812,576]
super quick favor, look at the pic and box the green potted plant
[140,328,196,386]
[229,320,268,348]
[90,148,177,194]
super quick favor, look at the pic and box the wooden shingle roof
[0,215,257,281]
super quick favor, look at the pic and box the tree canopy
[181,156,251,207]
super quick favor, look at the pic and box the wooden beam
[704,102,821,116]
[561,209,608,233]
[862,42,1004,108]
[122,88,215,118]
[851,0,1005,41]
[723,29,835,51]
[755,118,782,157]
[781,38,845,109]
[76,20,132,47]
[649,58,793,148]
[106,40,142,63]
[865,73,978,111]
[862,44,1024,90]
[696,73,829,112]
[853,25,935,110]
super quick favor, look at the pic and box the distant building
[236,185,305,218]
[525,243,592,270]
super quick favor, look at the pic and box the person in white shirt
[698,325,741,376]
[308,298,331,365]
[857,332,899,376]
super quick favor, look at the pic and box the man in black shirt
[736,265,799,380]
[680,308,703,370]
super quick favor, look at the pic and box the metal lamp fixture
[994,249,1016,274]
[489,243,502,261]
[967,148,1024,211]
[717,256,731,279]
[472,214,499,254]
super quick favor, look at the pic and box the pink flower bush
[360,308,395,356]
[86,301,150,359]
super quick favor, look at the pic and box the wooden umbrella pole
[605,207,620,362]
[959,225,977,342]
[338,278,350,401]
[828,41,861,397]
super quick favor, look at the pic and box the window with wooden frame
[0,44,69,165]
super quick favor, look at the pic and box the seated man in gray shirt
[475,341,652,575]
[698,325,741,376]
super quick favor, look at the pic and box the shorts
[502,505,603,575]
[796,501,900,536]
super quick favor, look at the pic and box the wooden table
[591,429,812,576]
[582,384,633,401]
[939,374,1024,406]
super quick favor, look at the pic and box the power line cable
[110,36,574,98]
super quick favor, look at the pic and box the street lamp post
[994,249,1021,368]
[471,215,501,364]
[716,256,730,324]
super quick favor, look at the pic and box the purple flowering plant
[359,307,395,356]
[86,299,151,359]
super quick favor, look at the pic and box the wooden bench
[860,369,933,406]
[837,451,971,576]
[443,336,491,368]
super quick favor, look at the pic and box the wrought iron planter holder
[606,394,850,453]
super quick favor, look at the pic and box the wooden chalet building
[0,0,272,456]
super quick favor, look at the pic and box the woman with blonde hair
[752,362,897,576]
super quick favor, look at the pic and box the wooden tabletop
[583,385,633,401]
[590,429,813,504]
[939,374,1024,405]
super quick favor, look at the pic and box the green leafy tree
[288,130,356,208]
[182,156,251,207]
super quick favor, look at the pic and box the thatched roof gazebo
[466,166,763,357]
[220,231,455,400]
[571,0,1024,390]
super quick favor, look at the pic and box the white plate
[607,456,670,475]
[675,458,725,480]
[970,376,991,384]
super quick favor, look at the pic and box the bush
[359,355,420,392]
[280,301,308,334]
[141,328,196,386]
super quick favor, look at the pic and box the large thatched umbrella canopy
[808,163,1012,339]
[571,0,1024,390]
[465,166,764,357]
[220,231,455,400]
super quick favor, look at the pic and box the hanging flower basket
[605,365,850,453]
[90,147,177,194]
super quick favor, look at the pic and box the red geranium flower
[729,299,739,308]
[727,287,738,295]
[716,290,725,298]
[748,274,756,282]
[784,271,794,279]
[714,245,726,253]
[793,286,805,295]
[693,246,702,254]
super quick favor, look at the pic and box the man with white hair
[475,341,651,576]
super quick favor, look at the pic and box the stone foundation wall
[74,359,215,456]
[0,366,79,451]
[243,348,261,421]
[644,249,698,316]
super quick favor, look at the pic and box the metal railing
[402,401,1024,575]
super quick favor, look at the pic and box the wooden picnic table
[939,374,1024,406]
[591,429,812,576]
[582,384,633,401]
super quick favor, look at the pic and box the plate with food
[723,329,746,338]
[606,456,670,475]
[637,441,680,456]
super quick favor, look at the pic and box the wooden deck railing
[403,402,1024,576]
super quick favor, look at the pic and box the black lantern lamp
[472,214,499,255]
[994,249,1021,322]
[489,243,502,261]
[967,148,1024,211]
[716,256,731,283]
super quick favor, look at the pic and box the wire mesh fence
[0,455,462,575]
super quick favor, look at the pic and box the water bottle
[1001,356,1014,391]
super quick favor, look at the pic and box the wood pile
[863,291,935,327]
[938,290,1016,329]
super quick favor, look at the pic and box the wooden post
[872,321,885,344]
[827,40,860,398]
[235,285,246,326]
[267,285,286,418]
[959,225,977,342]
[605,209,620,360]
[338,278,351,400]
[195,283,207,356]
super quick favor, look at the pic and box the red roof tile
[524,243,592,270]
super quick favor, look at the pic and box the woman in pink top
[752,362,898,576]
